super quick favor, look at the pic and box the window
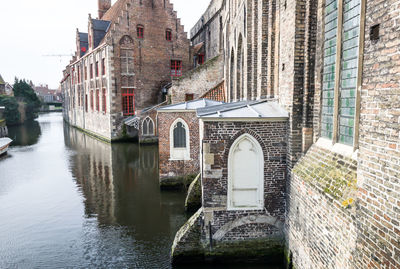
[166,29,172,41]
[102,58,106,75]
[185,94,194,101]
[174,122,186,148]
[90,63,93,79]
[77,66,81,83]
[171,60,182,77]
[142,117,155,136]
[321,0,362,146]
[96,61,99,77]
[228,134,264,210]
[102,88,106,113]
[122,88,135,116]
[198,54,205,65]
[137,25,144,38]
[85,94,88,112]
[84,65,87,80]
[90,90,94,111]
[96,89,100,111]
[121,49,134,74]
[169,119,190,160]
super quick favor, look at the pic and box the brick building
[61,0,190,141]
[157,99,222,187]
[172,0,400,267]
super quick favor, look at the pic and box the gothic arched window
[142,117,155,136]
[173,122,186,148]
[169,119,190,160]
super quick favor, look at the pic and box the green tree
[0,95,20,125]
[13,78,42,120]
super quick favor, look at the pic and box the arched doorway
[228,134,264,210]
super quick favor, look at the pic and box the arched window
[169,119,190,160]
[228,134,264,210]
[142,116,155,136]
[174,122,186,148]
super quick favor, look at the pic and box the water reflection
[7,119,41,146]
[63,123,188,268]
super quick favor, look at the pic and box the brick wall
[356,0,400,266]
[170,55,223,104]
[158,111,200,179]
[201,121,287,242]
[286,0,400,267]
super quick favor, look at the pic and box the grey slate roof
[157,99,224,112]
[79,32,89,57]
[92,19,111,48]
[197,99,289,120]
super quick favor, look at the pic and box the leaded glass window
[321,0,338,139]
[338,0,360,145]
[321,0,361,146]
[173,122,186,148]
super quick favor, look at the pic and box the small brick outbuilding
[157,99,223,188]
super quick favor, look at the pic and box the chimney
[98,0,111,19]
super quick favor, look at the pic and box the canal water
[0,113,282,269]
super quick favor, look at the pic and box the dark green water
[0,113,282,269]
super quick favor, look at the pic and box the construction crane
[43,54,74,63]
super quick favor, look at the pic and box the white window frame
[227,134,264,210]
[169,118,190,161]
[142,116,155,136]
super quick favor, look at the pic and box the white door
[228,134,264,210]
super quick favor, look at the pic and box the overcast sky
[0,0,210,89]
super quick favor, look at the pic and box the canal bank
[0,113,283,268]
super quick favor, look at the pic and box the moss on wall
[292,145,357,207]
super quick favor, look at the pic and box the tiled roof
[197,99,289,120]
[101,0,128,21]
[158,99,224,112]
[193,42,204,55]
[0,75,5,85]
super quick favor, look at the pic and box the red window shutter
[122,89,135,116]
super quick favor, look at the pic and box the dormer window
[166,29,172,41]
[137,25,144,38]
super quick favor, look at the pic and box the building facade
[61,0,190,141]
[172,0,400,268]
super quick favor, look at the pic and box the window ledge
[169,158,192,161]
[315,137,358,160]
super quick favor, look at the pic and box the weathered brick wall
[287,0,400,267]
[355,0,400,267]
[190,0,223,61]
[286,144,358,268]
[170,55,223,104]
[201,121,287,242]
[106,0,191,135]
[158,111,200,179]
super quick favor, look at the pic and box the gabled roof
[193,42,204,55]
[92,19,111,48]
[158,98,224,112]
[0,74,5,85]
[197,99,289,121]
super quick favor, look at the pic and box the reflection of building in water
[64,124,116,224]
[63,123,186,241]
